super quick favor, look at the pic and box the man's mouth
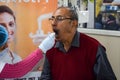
[53,29,59,35]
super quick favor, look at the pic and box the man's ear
[71,20,78,28]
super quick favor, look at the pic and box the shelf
[77,28,120,37]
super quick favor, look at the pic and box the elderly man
[40,6,117,80]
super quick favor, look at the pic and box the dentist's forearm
[0,48,43,78]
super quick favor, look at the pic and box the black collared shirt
[55,32,79,53]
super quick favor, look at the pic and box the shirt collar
[55,31,80,48]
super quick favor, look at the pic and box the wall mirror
[58,0,120,36]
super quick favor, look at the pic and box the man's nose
[51,19,57,25]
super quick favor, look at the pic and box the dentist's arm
[0,48,43,78]
[0,32,55,78]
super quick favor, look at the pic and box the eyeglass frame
[49,16,73,22]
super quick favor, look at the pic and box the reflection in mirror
[58,0,120,32]
[67,0,89,28]
[58,0,94,29]
[95,0,120,31]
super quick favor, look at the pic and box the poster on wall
[0,0,57,79]
[0,0,57,57]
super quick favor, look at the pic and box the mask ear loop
[8,48,14,63]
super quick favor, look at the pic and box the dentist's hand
[39,33,55,53]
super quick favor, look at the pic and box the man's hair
[57,6,78,21]
[0,5,15,20]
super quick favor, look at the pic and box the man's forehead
[53,8,69,16]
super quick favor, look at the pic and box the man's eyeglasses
[49,16,73,22]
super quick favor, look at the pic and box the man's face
[0,12,16,43]
[50,8,74,41]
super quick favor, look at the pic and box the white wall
[78,28,120,80]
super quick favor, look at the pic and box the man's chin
[55,36,60,41]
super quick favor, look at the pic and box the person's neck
[63,31,76,52]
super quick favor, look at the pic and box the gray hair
[56,6,78,21]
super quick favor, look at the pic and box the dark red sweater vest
[46,33,100,80]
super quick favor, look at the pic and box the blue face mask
[0,25,8,47]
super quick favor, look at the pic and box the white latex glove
[39,33,55,53]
